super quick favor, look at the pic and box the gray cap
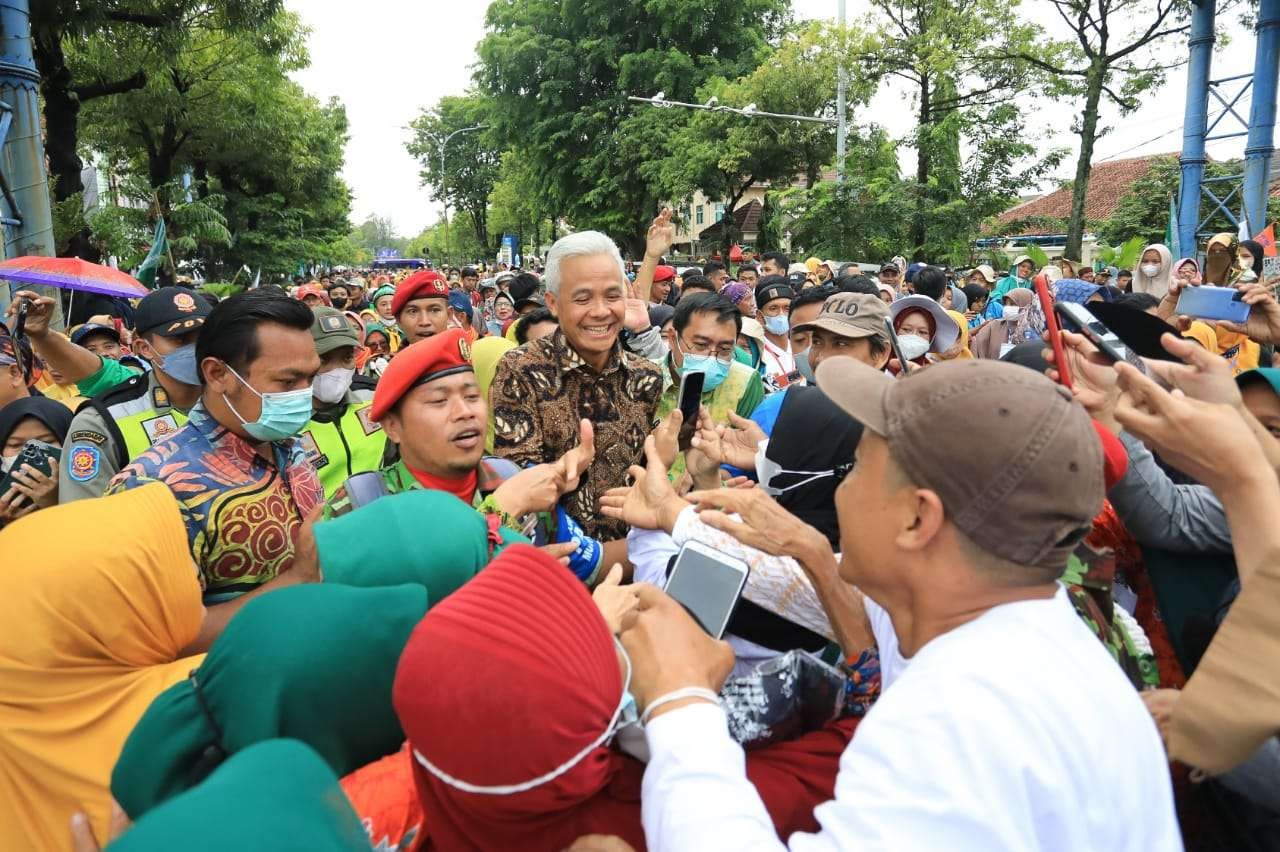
[792,292,890,342]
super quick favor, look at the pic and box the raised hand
[557,419,596,493]
[1217,280,1280,345]
[599,434,687,532]
[6,290,56,338]
[645,207,676,261]
[685,485,830,566]
[1139,332,1240,407]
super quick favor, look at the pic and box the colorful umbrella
[0,256,148,299]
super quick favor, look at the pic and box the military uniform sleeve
[58,406,124,503]
[489,355,547,467]
[75,357,141,398]
[736,371,766,418]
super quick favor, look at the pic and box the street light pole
[438,124,486,265]
[836,0,847,184]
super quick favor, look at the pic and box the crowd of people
[1,208,1278,851]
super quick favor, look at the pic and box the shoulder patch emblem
[69,430,107,447]
[173,292,197,313]
[355,406,382,435]
[68,445,101,482]
[140,413,181,445]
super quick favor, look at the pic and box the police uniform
[301,307,387,498]
[59,289,211,503]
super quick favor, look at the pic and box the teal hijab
[990,256,1034,302]
[314,488,527,601]
[111,739,371,851]
[111,583,428,820]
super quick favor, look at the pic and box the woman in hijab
[939,308,975,360]
[1052,277,1115,305]
[1202,233,1239,285]
[990,254,1035,302]
[1173,257,1202,287]
[489,292,516,337]
[889,295,959,370]
[472,336,517,451]
[393,544,855,851]
[111,582,429,821]
[1237,238,1266,283]
[969,288,1036,359]
[721,281,756,317]
[1129,244,1174,298]
[0,483,205,850]
[0,396,72,526]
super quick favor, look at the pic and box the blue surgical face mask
[674,337,729,391]
[221,363,314,442]
[155,342,201,386]
[764,314,789,336]
[795,347,814,383]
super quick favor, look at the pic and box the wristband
[554,505,603,582]
[640,687,722,726]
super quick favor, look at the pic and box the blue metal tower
[1179,0,1280,252]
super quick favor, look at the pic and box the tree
[861,0,1045,259]
[407,94,502,255]
[1096,156,1259,247]
[489,149,555,255]
[1007,0,1197,259]
[649,22,860,259]
[475,0,789,256]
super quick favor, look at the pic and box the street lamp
[439,124,487,265]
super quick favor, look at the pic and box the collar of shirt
[549,328,629,376]
[187,401,301,472]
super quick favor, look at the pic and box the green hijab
[111,739,371,851]
[111,583,428,820]
[314,488,525,601]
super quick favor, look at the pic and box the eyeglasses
[676,335,735,365]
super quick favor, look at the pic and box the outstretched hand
[599,434,687,532]
[645,207,676,261]
[685,485,830,566]
[557,419,596,493]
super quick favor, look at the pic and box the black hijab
[0,396,73,448]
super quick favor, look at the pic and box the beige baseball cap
[814,357,1102,572]
[792,292,890,342]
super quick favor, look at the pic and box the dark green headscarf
[314,488,526,601]
[111,583,427,820]
[111,739,371,851]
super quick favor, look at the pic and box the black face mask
[331,297,348,309]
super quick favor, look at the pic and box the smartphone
[341,470,390,511]
[1175,285,1251,324]
[1034,277,1072,389]
[1054,302,1128,363]
[883,317,909,373]
[0,439,60,497]
[676,370,704,451]
[664,540,750,639]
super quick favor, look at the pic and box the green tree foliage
[861,0,1048,260]
[489,149,556,255]
[407,95,502,252]
[1009,0,1197,259]
[475,0,790,255]
[1097,156,1245,247]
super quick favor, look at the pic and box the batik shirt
[106,402,324,604]
[489,329,662,540]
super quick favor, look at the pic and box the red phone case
[1034,277,1072,389]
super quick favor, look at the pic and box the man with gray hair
[489,230,663,542]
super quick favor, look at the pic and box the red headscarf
[392,544,857,851]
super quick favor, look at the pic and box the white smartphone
[664,540,750,639]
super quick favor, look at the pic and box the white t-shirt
[642,586,1182,851]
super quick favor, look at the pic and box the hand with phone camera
[1044,330,1120,429]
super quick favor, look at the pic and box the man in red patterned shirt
[108,290,324,650]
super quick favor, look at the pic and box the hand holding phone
[1174,285,1251,324]
[883,317,909,375]
[676,371,704,451]
[664,540,750,639]
[1034,278,1072,389]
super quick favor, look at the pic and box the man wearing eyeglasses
[656,291,765,480]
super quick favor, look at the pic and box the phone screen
[677,370,704,449]
[883,317,908,372]
[1055,302,1127,362]
[664,544,748,638]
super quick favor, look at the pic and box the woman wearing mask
[0,397,70,526]
[1202,233,1239,285]
[1130,244,1174,298]
[969,288,1036,359]
[889,295,959,371]
[1237,239,1266,284]
[327,284,351,311]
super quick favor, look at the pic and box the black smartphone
[0,439,61,498]
[676,369,704,451]
[1054,302,1128,364]
[664,540,750,638]
[883,316,908,372]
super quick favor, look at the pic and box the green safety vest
[115,406,189,462]
[84,373,191,467]
[299,400,387,498]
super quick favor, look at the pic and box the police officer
[301,307,386,497]
[58,288,211,502]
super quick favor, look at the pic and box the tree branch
[72,70,148,102]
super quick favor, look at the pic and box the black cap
[133,287,213,337]
[879,263,900,274]
[755,278,795,307]
[515,293,546,310]
[70,322,121,347]
[787,271,808,289]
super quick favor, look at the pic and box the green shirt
[656,357,765,480]
[76,356,142,398]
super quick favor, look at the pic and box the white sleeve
[642,702,790,852]
[627,525,679,587]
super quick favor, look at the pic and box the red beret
[370,328,473,420]
[654,265,676,283]
[391,270,450,317]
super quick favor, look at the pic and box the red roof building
[996,154,1177,236]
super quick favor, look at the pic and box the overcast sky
[287,0,1257,236]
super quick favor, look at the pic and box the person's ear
[544,291,559,318]
[201,357,232,394]
[381,411,403,445]
[894,488,946,553]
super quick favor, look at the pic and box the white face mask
[754,439,842,496]
[1002,305,1021,320]
[0,454,14,473]
[413,636,636,795]
[368,356,390,376]
[1140,263,1160,277]
[312,367,354,404]
[897,334,931,361]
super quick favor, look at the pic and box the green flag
[1166,195,1180,262]
[135,218,167,289]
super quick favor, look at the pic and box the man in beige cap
[792,291,892,374]
[618,358,1180,851]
